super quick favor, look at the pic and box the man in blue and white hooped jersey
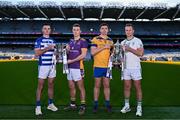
[34,23,58,116]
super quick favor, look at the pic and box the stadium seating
[0,21,180,35]
[0,21,180,61]
[0,46,179,61]
[143,48,180,61]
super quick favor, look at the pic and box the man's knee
[134,81,141,89]
[103,81,109,89]
[124,83,131,90]
[38,79,44,89]
[102,78,110,88]
[78,81,85,91]
[95,81,101,89]
[69,81,75,90]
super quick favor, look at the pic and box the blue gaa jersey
[34,36,55,66]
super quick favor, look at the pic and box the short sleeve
[53,39,56,44]
[68,39,72,45]
[137,39,143,48]
[110,40,114,45]
[91,38,97,47]
[81,40,88,49]
[34,38,41,49]
[121,40,125,46]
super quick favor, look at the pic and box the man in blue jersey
[34,23,58,115]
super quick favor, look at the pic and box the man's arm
[91,44,111,56]
[65,44,70,54]
[110,42,114,55]
[34,44,55,57]
[67,48,87,64]
[124,46,144,57]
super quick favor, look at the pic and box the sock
[137,101,142,107]
[81,100,86,105]
[80,100,86,107]
[94,101,98,107]
[48,99,53,105]
[125,98,130,107]
[105,100,110,107]
[70,98,76,105]
[36,101,41,107]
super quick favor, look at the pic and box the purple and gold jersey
[68,38,88,69]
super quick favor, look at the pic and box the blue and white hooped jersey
[34,36,55,66]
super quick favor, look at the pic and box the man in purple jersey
[64,23,88,115]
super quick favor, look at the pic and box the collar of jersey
[126,36,134,41]
[41,36,51,39]
[97,36,111,41]
[71,37,82,42]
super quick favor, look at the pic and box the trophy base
[113,62,121,69]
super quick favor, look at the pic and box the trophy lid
[115,39,120,46]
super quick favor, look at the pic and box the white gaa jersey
[121,37,143,69]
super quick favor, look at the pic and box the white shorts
[38,65,56,79]
[122,69,142,80]
[67,68,82,81]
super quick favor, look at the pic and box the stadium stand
[0,1,179,61]
[0,21,180,35]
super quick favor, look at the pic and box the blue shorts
[94,67,108,78]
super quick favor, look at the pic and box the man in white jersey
[120,23,144,117]
[34,23,58,115]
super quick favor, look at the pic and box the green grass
[0,106,180,119]
[0,61,180,119]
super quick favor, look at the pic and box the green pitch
[0,61,180,119]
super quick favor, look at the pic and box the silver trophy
[113,40,121,66]
[113,40,126,80]
[120,41,126,80]
[56,43,61,62]
[106,54,113,79]
[56,43,69,74]
[52,51,57,69]
[55,43,63,63]
[62,44,69,74]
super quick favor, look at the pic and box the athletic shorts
[38,65,56,79]
[122,69,142,80]
[67,68,82,81]
[94,67,109,78]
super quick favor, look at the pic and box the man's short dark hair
[72,23,80,28]
[42,23,51,28]
[100,23,109,29]
[125,23,134,30]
